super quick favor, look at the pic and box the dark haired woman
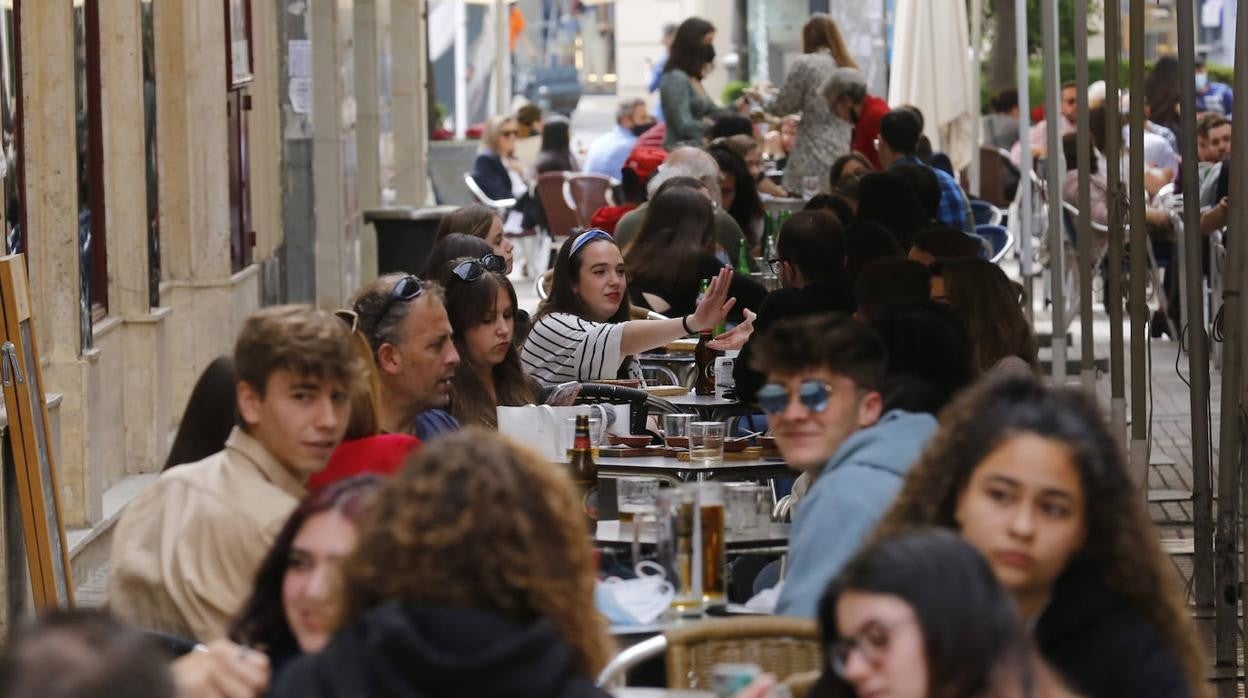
[231,476,384,686]
[763,13,855,195]
[815,528,1074,698]
[659,17,723,150]
[930,257,1038,379]
[433,204,515,275]
[708,143,765,250]
[163,356,237,470]
[623,187,766,320]
[521,229,738,385]
[439,257,537,428]
[423,234,531,344]
[875,379,1209,698]
[828,152,873,191]
[536,115,578,174]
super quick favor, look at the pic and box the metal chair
[563,172,617,230]
[462,173,516,215]
[970,199,1004,227]
[973,223,1013,264]
[576,383,651,435]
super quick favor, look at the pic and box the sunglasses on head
[451,254,507,282]
[501,129,518,137]
[373,274,424,323]
[334,308,360,333]
[756,379,833,416]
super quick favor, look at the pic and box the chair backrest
[969,199,1003,227]
[665,617,822,689]
[536,269,553,301]
[576,382,650,434]
[564,173,616,229]
[974,146,1016,208]
[537,172,582,240]
[973,223,1013,264]
[463,173,517,213]
[427,140,480,206]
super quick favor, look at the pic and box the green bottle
[736,237,752,275]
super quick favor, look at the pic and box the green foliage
[722,80,750,105]
[980,58,1233,114]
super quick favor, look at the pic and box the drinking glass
[801,175,821,199]
[697,482,727,605]
[616,476,660,528]
[657,486,701,615]
[561,416,602,457]
[689,421,725,468]
[663,413,697,450]
[724,483,771,538]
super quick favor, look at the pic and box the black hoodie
[270,603,611,698]
[1034,564,1192,698]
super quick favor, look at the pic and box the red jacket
[851,95,890,169]
[308,434,421,492]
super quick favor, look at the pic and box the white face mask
[1196,72,1209,91]
[595,560,675,625]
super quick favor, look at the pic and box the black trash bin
[364,205,459,276]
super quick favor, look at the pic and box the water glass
[657,487,701,615]
[561,416,602,456]
[801,175,821,199]
[663,413,697,449]
[689,421,725,468]
[724,483,771,538]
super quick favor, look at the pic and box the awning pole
[1041,0,1065,383]
[1127,0,1148,488]
[969,0,983,197]
[1074,0,1094,393]
[1103,0,1126,449]
[1014,0,1033,321]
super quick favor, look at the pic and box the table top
[665,391,740,408]
[595,520,789,550]
[612,690,714,698]
[597,455,794,483]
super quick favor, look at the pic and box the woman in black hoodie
[270,429,614,698]
[873,379,1208,698]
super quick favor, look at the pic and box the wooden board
[0,255,73,608]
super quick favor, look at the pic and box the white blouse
[521,312,643,385]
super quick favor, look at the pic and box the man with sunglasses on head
[351,273,462,441]
[752,314,937,619]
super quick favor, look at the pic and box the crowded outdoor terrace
[1,0,1246,696]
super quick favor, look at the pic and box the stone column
[356,0,381,281]
[98,0,172,477]
[392,0,429,204]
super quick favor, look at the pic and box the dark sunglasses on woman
[450,254,506,282]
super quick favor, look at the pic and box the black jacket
[471,152,513,201]
[733,279,856,403]
[270,603,610,698]
[1035,564,1192,698]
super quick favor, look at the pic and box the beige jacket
[107,427,305,641]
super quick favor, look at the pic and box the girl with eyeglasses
[874,379,1208,698]
[814,528,1074,698]
[521,229,739,385]
[439,256,537,429]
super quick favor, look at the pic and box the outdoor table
[761,196,805,217]
[595,520,789,555]
[597,455,795,486]
[663,390,758,422]
[612,690,714,698]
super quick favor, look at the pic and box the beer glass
[724,483,771,538]
[698,482,727,605]
[616,476,659,527]
[657,486,701,615]
[689,421,725,468]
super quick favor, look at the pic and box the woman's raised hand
[689,266,737,333]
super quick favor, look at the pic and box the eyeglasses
[569,228,615,256]
[767,258,783,275]
[501,129,518,137]
[373,274,424,324]
[334,308,360,333]
[450,254,506,282]
[829,617,916,678]
[756,379,833,416]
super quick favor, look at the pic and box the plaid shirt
[897,156,975,234]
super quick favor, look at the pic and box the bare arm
[619,267,737,356]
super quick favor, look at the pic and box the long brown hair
[873,379,1209,697]
[802,13,857,69]
[435,203,498,242]
[935,258,1039,374]
[536,233,632,324]
[342,430,614,676]
[622,186,715,295]
[440,261,535,427]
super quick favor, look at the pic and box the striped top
[521,312,643,385]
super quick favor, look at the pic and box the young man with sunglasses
[752,314,937,619]
[351,273,462,440]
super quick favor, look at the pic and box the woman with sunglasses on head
[439,256,537,429]
[522,229,739,385]
[229,476,384,690]
[434,204,515,275]
[622,186,766,321]
[814,528,1074,698]
[423,234,531,344]
[874,379,1208,698]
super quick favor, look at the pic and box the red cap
[308,434,422,493]
[589,204,638,234]
[623,146,667,182]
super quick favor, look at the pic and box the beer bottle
[735,237,752,276]
[568,415,599,523]
[695,329,716,396]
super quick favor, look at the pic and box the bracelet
[682,315,695,335]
